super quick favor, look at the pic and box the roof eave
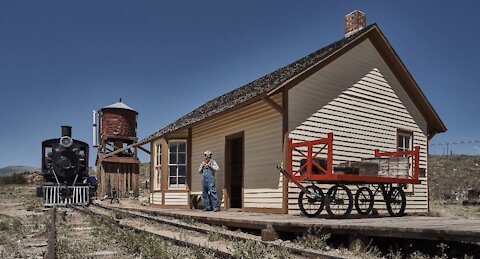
[142,92,271,143]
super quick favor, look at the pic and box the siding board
[191,93,284,209]
[288,40,428,215]
[164,192,188,205]
[150,192,162,205]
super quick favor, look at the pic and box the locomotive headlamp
[60,136,73,148]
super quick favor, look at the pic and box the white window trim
[397,130,414,193]
[154,143,162,191]
[397,131,413,152]
[168,139,187,189]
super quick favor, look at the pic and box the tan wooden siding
[288,39,428,215]
[164,192,188,206]
[150,192,162,205]
[191,93,283,209]
[165,129,188,140]
[244,175,284,208]
[289,39,427,133]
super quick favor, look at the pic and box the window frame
[397,130,413,152]
[397,129,414,193]
[154,143,162,191]
[167,140,187,189]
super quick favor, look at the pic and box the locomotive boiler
[38,126,92,206]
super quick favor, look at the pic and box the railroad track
[45,205,138,258]
[73,205,235,258]
[45,202,343,258]
[86,204,342,259]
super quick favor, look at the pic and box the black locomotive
[38,126,92,206]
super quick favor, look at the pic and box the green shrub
[0,174,27,185]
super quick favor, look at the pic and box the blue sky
[0,1,479,168]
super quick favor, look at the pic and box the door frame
[224,131,244,210]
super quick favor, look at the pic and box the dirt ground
[56,207,135,259]
[2,184,479,258]
[0,185,48,258]
[429,201,480,220]
[0,184,140,259]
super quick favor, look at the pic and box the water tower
[94,98,140,198]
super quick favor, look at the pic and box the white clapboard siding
[287,39,428,215]
[243,176,284,208]
[191,93,284,209]
[150,192,162,205]
[164,192,188,206]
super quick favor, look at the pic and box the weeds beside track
[89,204,342,259]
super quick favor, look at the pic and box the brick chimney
[345,10,366,37]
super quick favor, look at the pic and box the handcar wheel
[325,184,353,218]
[298,185,325,217]
[354,187,374,215]
[386,186,406,217]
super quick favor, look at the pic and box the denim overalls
[202,164,219,210]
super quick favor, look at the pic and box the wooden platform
[102,201,480,243]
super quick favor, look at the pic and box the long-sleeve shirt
[198,159,220,174]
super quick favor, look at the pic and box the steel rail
[71,206,234,258]
[93,204,342,259]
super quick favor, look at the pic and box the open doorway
[225,132,244,209]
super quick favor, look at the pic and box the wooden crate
[362,157,410,178]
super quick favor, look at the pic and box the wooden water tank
[99,99,137,138]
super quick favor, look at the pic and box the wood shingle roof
[143,25,377,143]
[143,23,446,143]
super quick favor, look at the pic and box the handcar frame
[277,133,421,218]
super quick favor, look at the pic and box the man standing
[199,150,220,212]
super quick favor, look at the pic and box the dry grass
[89,213,217,258]
[295,227,330,251]
[0,213,49,258]
[429,155,480,219]
[231,239,290,258]
[429,155,480,201]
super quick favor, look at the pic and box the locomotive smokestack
[61,125,72,137]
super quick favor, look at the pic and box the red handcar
[277,133,421,218]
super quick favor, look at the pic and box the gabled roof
[142,24,445,143]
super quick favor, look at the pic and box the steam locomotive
[37,126,92,206]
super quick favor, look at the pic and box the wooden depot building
[142,11,446,214]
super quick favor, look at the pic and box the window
[154,144,162,190]
[397,131,412,152]
[397,130,414,192]
[168,140,187,188]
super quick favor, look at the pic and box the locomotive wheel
[298,185,325,217]
[354,187,374,215]
[386,187,406,217]
[325,184,353,218]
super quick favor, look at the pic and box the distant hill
[0,166,40,177]
[429,155,480,201]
